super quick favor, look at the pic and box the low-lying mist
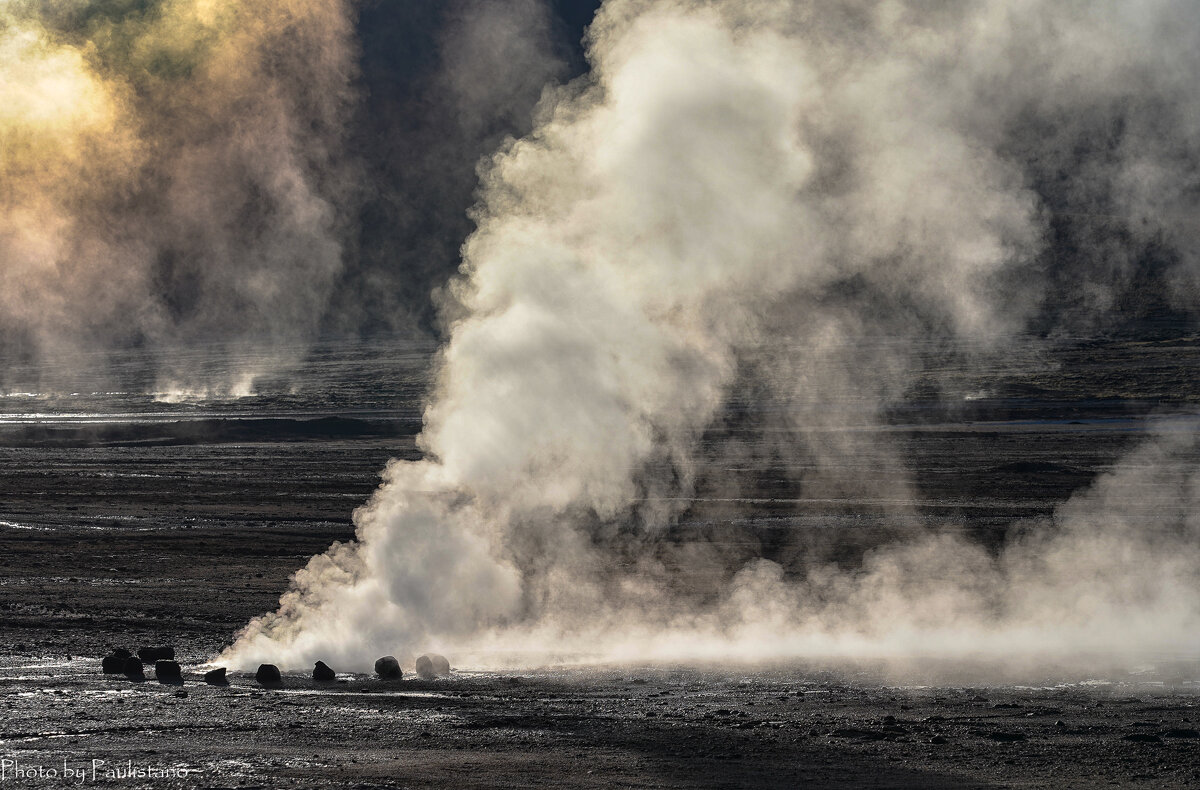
[215,0,1200,675]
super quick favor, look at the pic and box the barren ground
[1,333,1199,788]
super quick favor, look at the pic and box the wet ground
[2,331,1199,787]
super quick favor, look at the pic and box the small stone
[174,689,188,698]
[256,664,282,686]
[155,660,183,684]
[204,667,228,685]
[374,656,402,680]
[312,661,336,682]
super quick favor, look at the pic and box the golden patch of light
[0,23,121,165]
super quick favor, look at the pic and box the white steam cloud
[224,0,1200,673]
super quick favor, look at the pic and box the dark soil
[1,332,1198,787]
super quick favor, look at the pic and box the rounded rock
[123,657,145,680]
[203,667,228,685]
[374,656,402,680]
[255,664,282,686]
[415,655,435,680]
[312,661,336,682]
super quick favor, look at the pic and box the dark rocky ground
[1,331,1199,787]
[0,656,1198,789]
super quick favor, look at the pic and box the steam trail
[225,0,1200,672]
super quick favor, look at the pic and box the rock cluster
[416,654,451,679]
[101,648,135,674]
[101,646,181,681]
[100,647,454,688]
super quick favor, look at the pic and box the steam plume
[225,0,1200,672]
[0,0,356,393]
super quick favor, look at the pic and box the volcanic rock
[137,646,175,663]
[110,648,132,660]
[203,667,228,685]
[374,655,402,680]
[155,660,183,684]
[312,661,336,682]
[123,657,145,680]
[101,654,126,674]
[429,654,451,676]
[415,655,435,680]
[256,664,282,686]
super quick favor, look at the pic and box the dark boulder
[101,654,126,674]
[123,657,145,680]
[374,655,402,679]
[312,661,336,682]
[110,648,132,660]
[155,660,183,684]
[429,654,451,676]
[203,667,228,685]
[415,655,435,680]
[255,664,282,686]
[137,646,174,663]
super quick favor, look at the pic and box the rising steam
[224,0,1200,672]
[0,0,355,393]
